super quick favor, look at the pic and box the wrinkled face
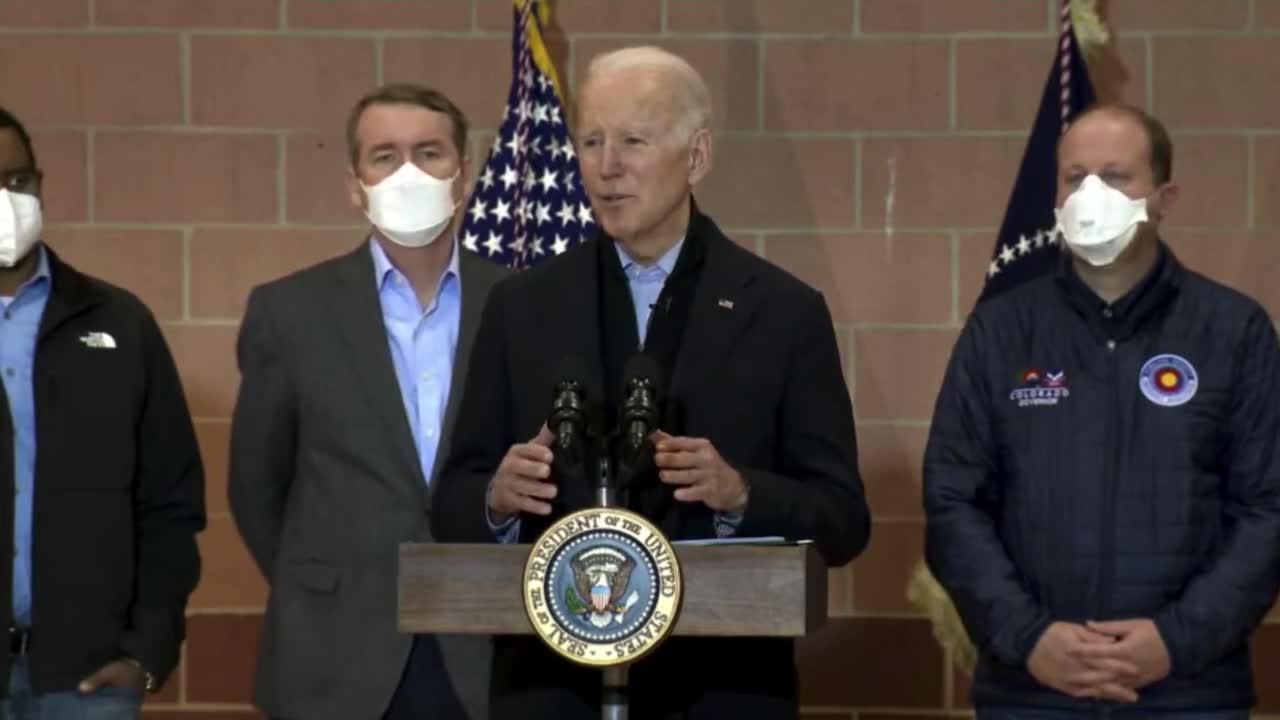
[576,68,709,252]
[1056,110,1174,229]
[347,103,467,211]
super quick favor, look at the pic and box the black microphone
[548,355,589,464]
[619,353,663,467]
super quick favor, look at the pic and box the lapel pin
[717,298,735,310]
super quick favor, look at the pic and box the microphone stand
[593,446,629,720]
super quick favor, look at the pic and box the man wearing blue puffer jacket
[925,103,1280,718]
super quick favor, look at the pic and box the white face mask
[1054,174,1149,267]
[361,162,459,248]
[0,189,42,268]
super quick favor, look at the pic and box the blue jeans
[0,658,140,720]
[977,707,1248,720]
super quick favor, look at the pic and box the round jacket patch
[1139,353,1198,407]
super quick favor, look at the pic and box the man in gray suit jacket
[229,84,508,720]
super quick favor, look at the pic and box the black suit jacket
[434,208,870,718]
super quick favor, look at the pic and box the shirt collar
[369,236,461,295]
[614,236,685,278]
[30,244,51,285]
[18,244,51,294]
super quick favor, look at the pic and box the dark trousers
[383,635,468,720]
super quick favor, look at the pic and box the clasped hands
[1027,619,1171,702]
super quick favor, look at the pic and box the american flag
[460,0,593,269]
[978,0,1097,302]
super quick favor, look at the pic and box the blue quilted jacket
[925,245,1280,710]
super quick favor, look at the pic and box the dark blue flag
[978,2,1096,303]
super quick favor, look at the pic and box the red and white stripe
[1059,0,1074,132]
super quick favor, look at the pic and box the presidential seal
[523,507,682,667]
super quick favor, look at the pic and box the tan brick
[1164,231,1280,322]
[1258,135,1280,228]
[96,132,278,223]
[668,0,853,33]
[697,137,855,229]
[1106,0,1249,30]
[184,614,262,704]
[1154,37,1280,128]
[164,324,239,419]
[765,39,948,132]
[476,0,660,33]
[0,0,87,26]
[799,618,943,706]
[862,136,1026,229]
[1261,0,1280,28]
[195,420,230,515]
[285,133,365,225]
[1167,135,1248,228]
[764,233,952,324]
[383,37,512,134]
[861,0,1047,33]
[190,228,359,320]
[191,37,376,130]
[856,423,928,519]
[96,0,279,28]
[853,328,958,421]
[42,228,183,321]
[956,38,1056,131]
[826,561,855,617]
[853,520,924,613]
[189,515,267,611]
[0,35,180,125]
[287,0,469,30]
[27,130,86,223]
[575,39,759,132]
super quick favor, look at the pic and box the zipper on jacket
[1097,337,1121,622]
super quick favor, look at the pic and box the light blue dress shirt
[0,246,51,626]
[370,239,461,486]
[614,238,684,348]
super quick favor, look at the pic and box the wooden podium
[398,541,828,716]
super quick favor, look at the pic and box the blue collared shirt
[0,246,51,625]
[614,238,684,348]
[370,239,461,486]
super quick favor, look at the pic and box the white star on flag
[457,0,594,269]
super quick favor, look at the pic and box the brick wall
[2,0,1277,717]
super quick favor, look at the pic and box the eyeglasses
[1,168,42,194]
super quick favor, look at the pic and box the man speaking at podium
[432,46,871,719]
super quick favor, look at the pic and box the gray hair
[583,46,713,143]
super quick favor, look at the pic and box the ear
[456,154,472,204]
[345,166,364,212]
[1150,181,1179,224]
[687,128,713,187]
